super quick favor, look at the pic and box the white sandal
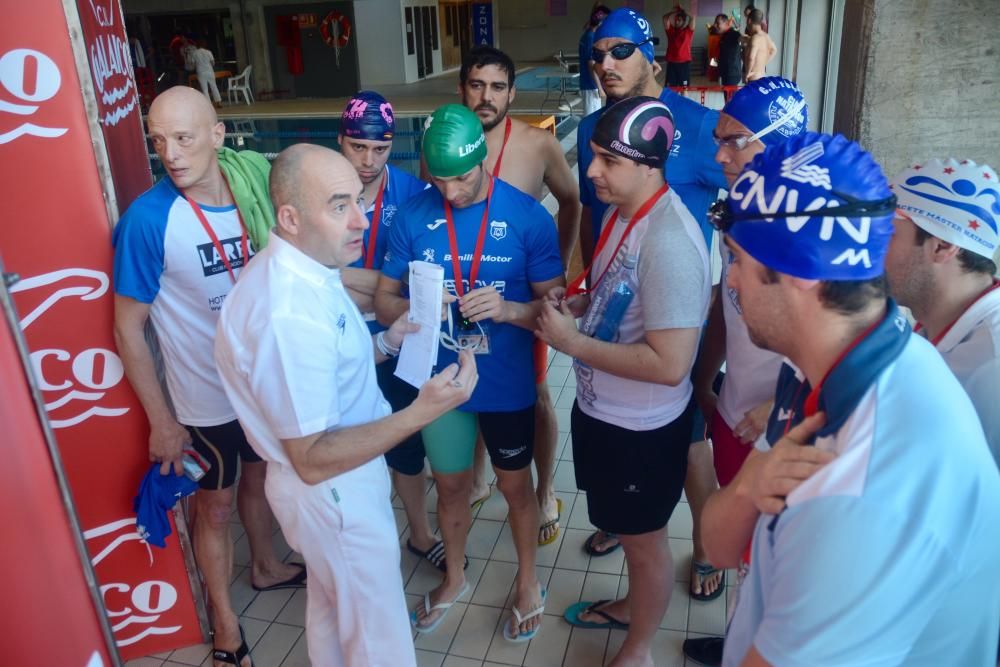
[503,587,547,643]
[410,581,470,634]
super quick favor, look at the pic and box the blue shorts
[377,358,426,476]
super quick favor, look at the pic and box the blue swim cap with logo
[723,77,808,146]
[594,8,657,62]
[723,132,896,280]
[340,90,395,141]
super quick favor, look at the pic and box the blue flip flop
[503,586,547,643]
[563,599,630,630]
[410,581,470,634]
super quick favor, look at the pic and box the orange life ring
[320,12,351,48]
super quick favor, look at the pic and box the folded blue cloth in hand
[133,464,199,548]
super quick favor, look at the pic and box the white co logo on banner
[10,268,130,428]
[0,48,67,144]
[85,518,182,647]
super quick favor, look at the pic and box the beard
[479,104,508,131]
[605,64,652,104]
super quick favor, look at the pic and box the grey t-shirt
[574,189,711,430]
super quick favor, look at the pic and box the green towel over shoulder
[217,147,275,251]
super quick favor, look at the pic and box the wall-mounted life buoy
[320,12,351,48]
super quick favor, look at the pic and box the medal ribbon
[364,170,389,269]
[443,176,495,297]
[566,183,669,297]
[491,116,513,178]
[186,195,249,284]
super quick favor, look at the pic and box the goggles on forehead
[591,37,658,62]
[708,193,898,232]
[713,98,809,151]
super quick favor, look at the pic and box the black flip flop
[690,560,726,602]
[213,624,252,666]
[563,599,630,630]
[251,563,306,592]
[583,530,621,557]
[406,539,468,573]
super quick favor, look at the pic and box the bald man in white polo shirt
[214,144,477,666]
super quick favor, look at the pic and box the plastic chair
[226,66,254,106]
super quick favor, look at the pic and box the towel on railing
[218,146,274,251]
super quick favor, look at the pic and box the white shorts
[265,458,415,667]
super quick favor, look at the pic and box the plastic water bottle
[592,254,639,342]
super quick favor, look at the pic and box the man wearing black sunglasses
[577,7,726,271]
[574,6,728,579]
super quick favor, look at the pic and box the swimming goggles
[712,98,809,151]
[440,301,485,353]
[708,192,898,232]
[591,37,659,63]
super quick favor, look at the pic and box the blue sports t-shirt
[578,30,597,91]
[723,302,1000,667]
[382,178,563,413]
[349,164,427,334]
[578,87,726,247]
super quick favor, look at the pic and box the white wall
[354,1,405,86]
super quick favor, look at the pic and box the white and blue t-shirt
[382,178,563,413]
[113,178,253,426]
[724,301,1000,667]
[578,87,726,248]
[349,164,428,334]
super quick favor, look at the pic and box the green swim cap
[423,104,487,178]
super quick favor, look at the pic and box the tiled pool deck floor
[126,350,734,667]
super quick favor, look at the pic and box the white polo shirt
[927,280,1000,467]
[214,231,390,467]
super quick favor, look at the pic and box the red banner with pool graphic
[0,0,205,660]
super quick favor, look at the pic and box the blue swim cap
[723,77,808,146]
[723,132,896,280]
[594,8,657,62]
[340,90,395,141]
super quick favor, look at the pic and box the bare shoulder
[518,120,559,146]
[511,117,546,137]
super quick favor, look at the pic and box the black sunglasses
[708,193,898,232]
[591,37,659,62]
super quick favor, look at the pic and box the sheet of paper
[395,260,443,388]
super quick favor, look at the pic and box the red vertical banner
[0,0,205,661]
[0,282,115,667]
[76,0,152,212]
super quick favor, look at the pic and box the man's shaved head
[270,143,355,212]
[269,143,367,268]
[147,86,224,195]
[149,85,218,128]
